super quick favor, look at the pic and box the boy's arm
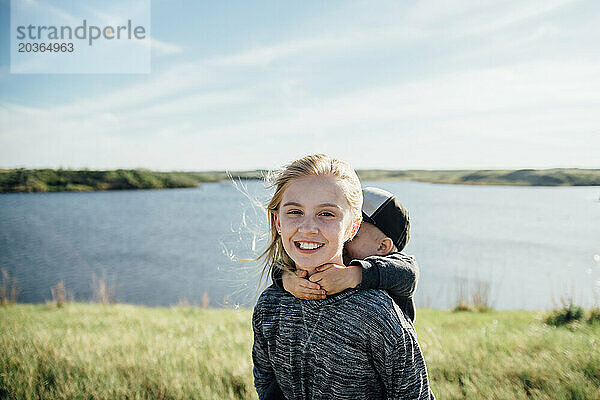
[272,266,326,300]
[310,253,418,321]
[350,253,419,298]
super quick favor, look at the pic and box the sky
[1,0,599,171]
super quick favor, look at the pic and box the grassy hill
[1,168,599,193]
[1,303,599,399]
[0,169,271,193]
[0,169,200,193]
[355,168,600,186]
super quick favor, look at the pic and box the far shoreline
[1,167,599,193]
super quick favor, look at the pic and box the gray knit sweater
[252,285,433,400]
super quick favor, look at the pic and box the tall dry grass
[50,280,73,308]
[453,277,493,312]
[92,273,117,304]
[0,269,19,305]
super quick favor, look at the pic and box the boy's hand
[308,264,362,295]
[282,269,326,300]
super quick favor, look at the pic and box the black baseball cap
[361,187,410,251]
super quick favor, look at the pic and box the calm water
[1,181,599,310]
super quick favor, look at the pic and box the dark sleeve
[350,253,419,298]
[261,381,287,400]
[252,304,283,399]
[371,313,433,399]
[271,266,284,290]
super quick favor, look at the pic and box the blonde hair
[257,154,362,282]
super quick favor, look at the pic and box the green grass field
[1,303,599,400]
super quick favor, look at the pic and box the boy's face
[343,221,385,264]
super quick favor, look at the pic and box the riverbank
[1,303,598,399]
[1,168,599,192]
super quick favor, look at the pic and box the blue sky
[1,0,599,170]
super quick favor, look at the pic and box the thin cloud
[147,37,184,55]
[87,4,182,56]
[29,0,593,113]
[51,62,207,115]
[2,0,599,170]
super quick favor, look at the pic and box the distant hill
[356,168,600,186]
[0,169,201,193]
[0,168,598,193]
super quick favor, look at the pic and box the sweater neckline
[300,288,358,309]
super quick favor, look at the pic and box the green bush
[545,305,584,327]
[588,308,600,325]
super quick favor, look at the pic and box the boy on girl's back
[273,186,419,322]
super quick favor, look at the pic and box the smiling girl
[252,154,433,400]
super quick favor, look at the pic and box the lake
[1,181,599,310]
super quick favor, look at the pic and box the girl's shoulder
[255,284,290,309]
[348,289,414,332]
